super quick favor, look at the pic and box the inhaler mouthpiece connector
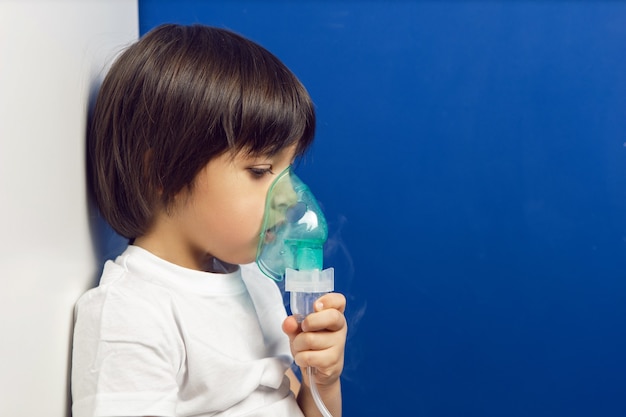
[285,268,334,293]
[286,267,334,321]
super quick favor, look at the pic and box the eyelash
[248,167,274,179]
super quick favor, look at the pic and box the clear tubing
[291,291,335,417]
[307,366,333,417]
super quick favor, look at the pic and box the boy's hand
[282,292,347,388]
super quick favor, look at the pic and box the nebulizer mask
[256,167,335,417]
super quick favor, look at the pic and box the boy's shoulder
[79,255,172,304]
[75,257,178,339]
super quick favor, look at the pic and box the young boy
[72,24,347,417]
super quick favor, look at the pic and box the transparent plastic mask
[256,167,328,281]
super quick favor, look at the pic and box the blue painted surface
[137,2,626,415]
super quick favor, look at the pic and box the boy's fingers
[315,292,346,314]
[302,309,347,332]
[292,330,335,352]
[294,350,344,374]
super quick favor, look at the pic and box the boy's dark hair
[89,24,316,239]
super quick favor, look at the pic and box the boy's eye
[248,166,274,179]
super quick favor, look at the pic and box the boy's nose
[271,176,298,213]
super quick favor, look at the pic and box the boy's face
[138,145,297,271]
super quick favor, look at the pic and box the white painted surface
[0,1,138,415]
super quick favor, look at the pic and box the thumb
[282,315,301,340]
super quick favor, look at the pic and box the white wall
[0,1,138,415]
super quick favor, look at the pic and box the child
[72,24,347,417]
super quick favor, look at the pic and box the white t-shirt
[71,245,303,417]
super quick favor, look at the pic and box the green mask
[256,167,328,281]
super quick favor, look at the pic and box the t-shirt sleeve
[72,283,182,417]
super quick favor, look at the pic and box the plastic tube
[287,269,335,417]
[307,366,333,417]
[291,292,334,417]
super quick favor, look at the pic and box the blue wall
[139,2,626,416]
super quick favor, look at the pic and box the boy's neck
[133,235,237,274]
[205,256,239,274]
